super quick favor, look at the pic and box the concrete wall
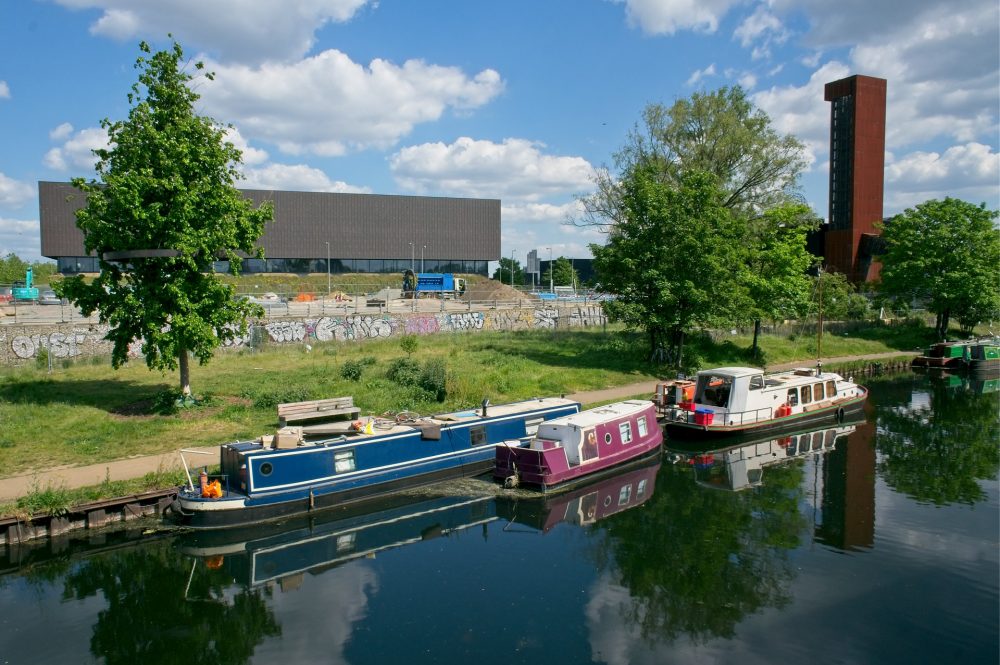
[0,304,607,366]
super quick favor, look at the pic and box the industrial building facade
[38,182,500,275]
[823,74,887,283]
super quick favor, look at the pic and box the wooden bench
[278,396,360,427]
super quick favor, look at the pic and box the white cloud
[753,62,851,171]
[49,122,74,141]
[0,217,42,261]
[239,163,370,194]
[54,0,374,64]
[390,137,595,201]
[199,51,503,156]
[885,143,1000,210]
[0,173,35,207]
[734,6,789,60]
[44,126,110,172]
[0,81,9,99]
[614,0,742,35]
[502,201,584,225]
[686,64,717,86]
[223,127,269,166]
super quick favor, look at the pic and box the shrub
[341,359,366,381]
[419,358,448,402]
[400,334,418,356]
[35,348,50,370]
[387,357,421,386]
[239,386,312,409]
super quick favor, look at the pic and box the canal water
[1,372,997,664]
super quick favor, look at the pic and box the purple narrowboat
[494,400,663,491]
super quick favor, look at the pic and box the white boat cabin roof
[696,366,762,379]
[539,399,652,431]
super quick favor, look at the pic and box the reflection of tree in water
[875,376,1000,506]
[593,461,807,643]
[61,540,280,665]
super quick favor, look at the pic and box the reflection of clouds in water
[253,559,379,664]
[586,572,645,665]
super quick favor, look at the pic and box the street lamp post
[546,247,553,293]
[409,242,414,273]
[510,249,516,288]
[421,245,426,272]
[325,241,330,295]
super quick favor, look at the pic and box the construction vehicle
[402,270,466,299]
[12,267,39,302]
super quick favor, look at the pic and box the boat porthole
[604,496,612,507]
[604,433,613,445]
[260,462,273,476]
[836,407,845,423]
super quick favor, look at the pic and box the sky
[1,0,997,267]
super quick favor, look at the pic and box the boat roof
[540,399,653,430]
[696,366,764,378]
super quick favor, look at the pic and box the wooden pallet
[278,396,360,427]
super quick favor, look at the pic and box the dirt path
[0,350,915,502]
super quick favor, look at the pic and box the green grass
[0,322,932,479]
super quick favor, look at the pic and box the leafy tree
[541,256,579,289]
[58,40,273,396]
[579,86,807,230]
[0,254,58,285]
[812,269,872,321]
[491,256,523,286]
[743,203,817,356]
[591,167,744,366]
[877,198,999,339]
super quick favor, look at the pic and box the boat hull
[173,459,493,529]
[663,391,867,441]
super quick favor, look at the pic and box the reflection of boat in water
[666,419,862,492]
[494,400,662,491]
[173,397,580,529]
[912,365,1000,394]
[659,366,867,439]
[496,456,661,533]
[180,492,498,587]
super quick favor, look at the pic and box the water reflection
[0,373,996,664]
[875,369,1000,506]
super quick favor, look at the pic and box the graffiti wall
[0,305,606,365]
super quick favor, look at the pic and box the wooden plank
[279,406,361,426]
[277,396,353,414]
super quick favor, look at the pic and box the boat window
[619,422,633,444]
[604,432,613,445]
[470,426,487,447]
[582,430,599,462]
[800,385,812,404]
[637,416,648,437]
[826,380,837,396]
[786,389,799,406]
[259,462,273,476]
[334,450,356,473]
[749,375,764,390]
[618,484,633,506]
[814,383,825,400]
[637,479,648,497]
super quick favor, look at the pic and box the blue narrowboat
[172,397,580,528]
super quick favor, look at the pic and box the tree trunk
[179,347,192,396]
[751,319,761,357]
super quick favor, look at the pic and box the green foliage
[592,167,744,363]
[0,254,58,285]
[339,354,377,381]
[35,347,50,370]
[878,198,1000,339]
[492,257,524,286]
[814,270,873,320]
[399,334,418,356]
[386,357,422,385]
[419,357,448,401]
[58,40,273,396]
[542,257,580,289]
[17,482,73,517]
[239,386,313,409]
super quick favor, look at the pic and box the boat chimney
[481,398,490,417]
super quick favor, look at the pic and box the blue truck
[402,270,467,298]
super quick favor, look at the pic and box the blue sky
[1,0,997,265]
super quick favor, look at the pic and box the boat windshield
[697,374,733,407]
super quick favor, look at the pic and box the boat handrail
[179,448,218,491]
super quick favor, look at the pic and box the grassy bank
[0,323,930,478]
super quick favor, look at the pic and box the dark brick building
[823,74,887,283]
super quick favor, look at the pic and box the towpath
[0,350,915,502]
